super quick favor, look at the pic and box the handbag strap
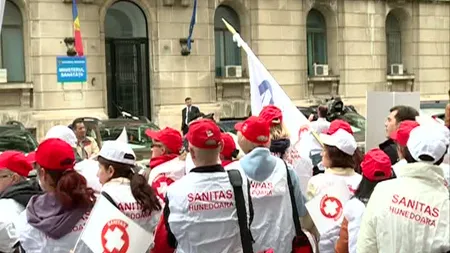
[101,191,119,209]
[284,161,303,236]
[227,169,254,253]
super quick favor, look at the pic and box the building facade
[1,0,449,139]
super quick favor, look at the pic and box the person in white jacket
[14,138,96,253]
[357,123,450,253]
[96,140,162,233]
[259,105,313,195]
[145,127,185,203]
[390,120,420,176]
[0,151,37,253]
[335,148,393,253]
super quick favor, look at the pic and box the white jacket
[342,198,366,253]
[102,178,161,233]
[306,168,362,253]
[0,199,24,252]
[357,162,450,253]
[14,209,90,253]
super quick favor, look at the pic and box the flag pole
[222,18,237,35]
[222,18,324,148]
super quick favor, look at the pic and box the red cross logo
[101,219,130,253]
[152,174,175,200]
[319,195,343,221]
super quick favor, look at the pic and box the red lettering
[188,193,194,202]
[432,207,440,217]
[226,190,233,199]
[406,199,416,209]
[118,203,124,210]
[392,194,399,203]
[399,197,407,206]
[124,203,132,211]
[424,205,432,216]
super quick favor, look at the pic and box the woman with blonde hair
[259,105,314,194]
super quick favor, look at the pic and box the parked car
[217,117,247,134]
[0,123,38,154]
[80,117,160,161]
[420,100,446,124]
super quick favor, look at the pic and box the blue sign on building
[56,56,87,83]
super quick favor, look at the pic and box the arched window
[214,6,241,77]
[386,13,402,68]
[0,0,25,82]
[306,9,327,76]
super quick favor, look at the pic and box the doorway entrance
[104,1,150,119]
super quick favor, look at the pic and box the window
[214,6,241,77]
[306,9,327,76]
[386,13,402,70]
[0,0,25,82]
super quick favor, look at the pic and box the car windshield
[0,129,38,153]
[99,123,159,148]
[337,112,366,142]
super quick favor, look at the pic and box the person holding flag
[96,140,162,233]
[14,138,95,253]
[259,104,314,195]
[145,127,185,204]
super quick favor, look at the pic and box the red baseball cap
[0,151,33,177]
[235,116,270,144]
[259,105,283,126]
[25,151,36,165]
[328,120,353,135]
[390,120,419,147]
[221,133,236,158]
[361,148,392,181]
[36,138,75,170]
[146,127,183,154]
[186,119,222,149]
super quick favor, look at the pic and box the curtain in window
[386,13,402,69]
[1,1,25,82]
[214,5,241,77]
[1,27,25,82]
[306,9,327,76]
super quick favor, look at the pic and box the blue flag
[187,0,197,51]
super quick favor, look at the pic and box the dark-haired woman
[96,140,161,233]
[305,127,362,253]
[335,149,392,253]
[15,138,96,253]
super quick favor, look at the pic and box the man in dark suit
[181,97,200,135]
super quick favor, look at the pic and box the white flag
[231,33,309,144]
[74,194,153,253]
[116,127,128,143]
[0,0,5,35]
[305,180,351,235]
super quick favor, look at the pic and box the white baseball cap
[319,128,357,156]
[407,124,449,164]
[44,125,77,148]
[98,140,136,166]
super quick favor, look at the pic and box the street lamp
[64,37,77,56]
[179,38,194,56]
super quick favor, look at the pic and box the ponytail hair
[45,169,96,210]
[98,157,161,213]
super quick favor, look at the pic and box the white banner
[305,180,351,235]
[231,32,309,144]
[0,0,5,35]
[74,195,153,253]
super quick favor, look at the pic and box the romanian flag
[72,0,84,56]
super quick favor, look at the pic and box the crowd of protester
[0,93,449,253]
